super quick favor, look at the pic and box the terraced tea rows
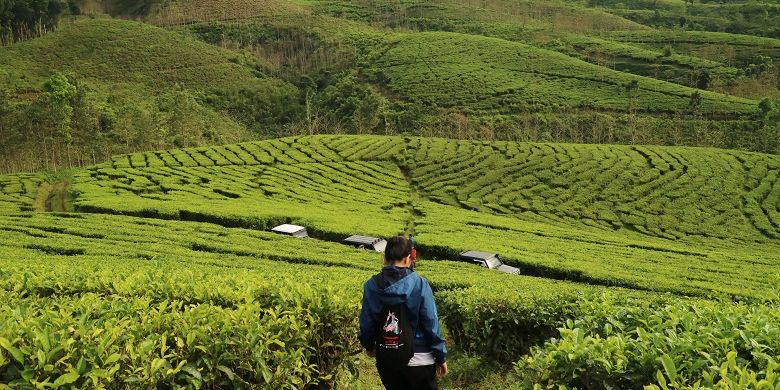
[76,160,410,237]
[1,135,779,387]
[1,210,777,388]
[415,201,777,298]
[406,139,780,242]
[370,32,757,115]
[0,174,44,213]
[545,33,740,87]
[603,30,780,67]
[48,135,780,298]
[0,211,616,378]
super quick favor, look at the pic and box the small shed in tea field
[459,250,520,275]
[271,224,309,238]
[342,235,387,252]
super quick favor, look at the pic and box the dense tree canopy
[0,0,67,43]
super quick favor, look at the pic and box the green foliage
[603,30,780,67]
[602,2,780,38]
[0,135,779,387]
[0,210,604,387]
[0,0,68,44]
[0,265,358,388]
[308,0,646,33]
[1,0,780,384]
[0,17,304,172]
[314,73,385,133]
[0,211,382,387]
[205,79,303,134]
[514,295,780,389]
[368,32,757,115]
[3,0,778,171]
[41,72,76,144]
[0,18,269,90]
[29,135,776,299]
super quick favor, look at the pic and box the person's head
[384,236,413,267]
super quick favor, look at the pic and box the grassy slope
[1,136,778,387]
[603,30,780,65]
[147,0,312,26]
[370,32,757,115]
[305,0,649,32]
[0,16,304,172]
[304,0,778,91]
[140,0,767,113]
[0,210,598,389]
[0,17,289,94]
[4,135,772,298]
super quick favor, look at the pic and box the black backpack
[375,302,414,368]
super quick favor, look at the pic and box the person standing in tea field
[359,236,448,390]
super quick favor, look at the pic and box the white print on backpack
[380,311,403,349]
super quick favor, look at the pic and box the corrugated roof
[343,235,387,252]
[344,235,383,245]
[272,224,306,234]
[460,250,497,260]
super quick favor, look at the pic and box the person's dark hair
[385,236,412,263]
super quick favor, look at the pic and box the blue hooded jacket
[358,265,447,364]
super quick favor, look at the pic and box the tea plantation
[1,135,779,388]
[370,32,756,115]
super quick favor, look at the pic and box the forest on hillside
[0,0,778,172]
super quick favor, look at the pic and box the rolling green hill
[6,135,769,299]
[306,0,649,33]
[0,18,272,91]
[2,0,780,387]
[1,135,779,388]
[147,0,312,26]
[0,17,300,173]
[303,0,780,95]
[369,31,757,115]
[603,30,780,65]
[2,0,779,174]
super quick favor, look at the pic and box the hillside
[2,0,780,387]
[306,0,650,33]
[1,136,779,388]
[0,17,300,172]
[0,18,268,90]
[147,0,311,26]
[5,135,769,299]
[369,32,757,115]
[1,0,778,173]
[304,0,780,94]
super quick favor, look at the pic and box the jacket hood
[370,265,419,305]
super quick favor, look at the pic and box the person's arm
[418,278,447,364]
[358,281,378,353]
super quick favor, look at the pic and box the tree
[0,88,10,119]
[158,87,200,148]
[69,77,106,164]
[689,90,702,111]
[744,55,773,78]
[696,69,711,89]
[40,71,76,168]
[758,98,776,119]
[624,80,639,113]
[315,73,383,134]
[0,88,14,153]
[0,0,67,42]
[756,98,779,153]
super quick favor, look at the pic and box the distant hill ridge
[0,0,778,173]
